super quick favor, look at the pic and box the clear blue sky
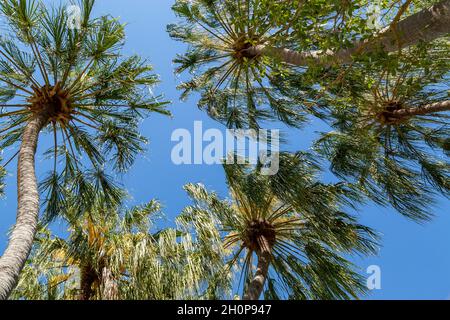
[1,0,449,300]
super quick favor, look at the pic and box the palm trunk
[392,100,450,118]
[243,236,272,301]
[0,114,48,300]
[101,267,119,300]
[334,0,450,64]
[79,264,97,300]
[245,45,322,67]
[246,0,450,67]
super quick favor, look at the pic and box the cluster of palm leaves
[12,190,229,300]
[0,0,169,216]
[315,41,449,221]
[170,0,449,216]
[180,154,378,300]
[0,0,448,300]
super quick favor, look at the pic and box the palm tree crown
[169,1,449,129]
[0,0,169,216]
[180,153,379,300]
[316,41,449,221]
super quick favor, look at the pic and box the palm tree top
[168,0,313,129]
[314,42,449,221]
[180,153,379,299]
[0,0,170,219]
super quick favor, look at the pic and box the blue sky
[1,0,449,299]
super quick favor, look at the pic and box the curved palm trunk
[243,236,272,301]
[0,114,48,300]
[101,267,119,300]
[393,100,450,118]
[246,0,450,67]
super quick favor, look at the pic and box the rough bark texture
[79,264,98,301]
[247,0,450,66]
[101,267,119,300]
[243,236,272,301]
[393,100,450,118]
[0,114,48,300]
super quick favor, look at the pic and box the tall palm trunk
[243,236,272,301]
[101,267,119,300]
[246,0,450,67]
[0,113,48,300]
[393,100,450,118]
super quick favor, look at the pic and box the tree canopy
[170,0,449,220]
[180,154,378,299]
[0,0,448,301]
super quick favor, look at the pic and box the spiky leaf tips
[0,0,169,220]
[12,188,228,300]
[169,0,449,221]
[169,1,448,130]
[169,0,318,129]
[179,153,379,300]
[315,40,450,221]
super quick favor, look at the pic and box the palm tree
[169,0,450,129]
[247,0,450,66]
[315,40,449,221]
[0,0,169,299]
[179,153,378,300]
[12,191,229,300]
